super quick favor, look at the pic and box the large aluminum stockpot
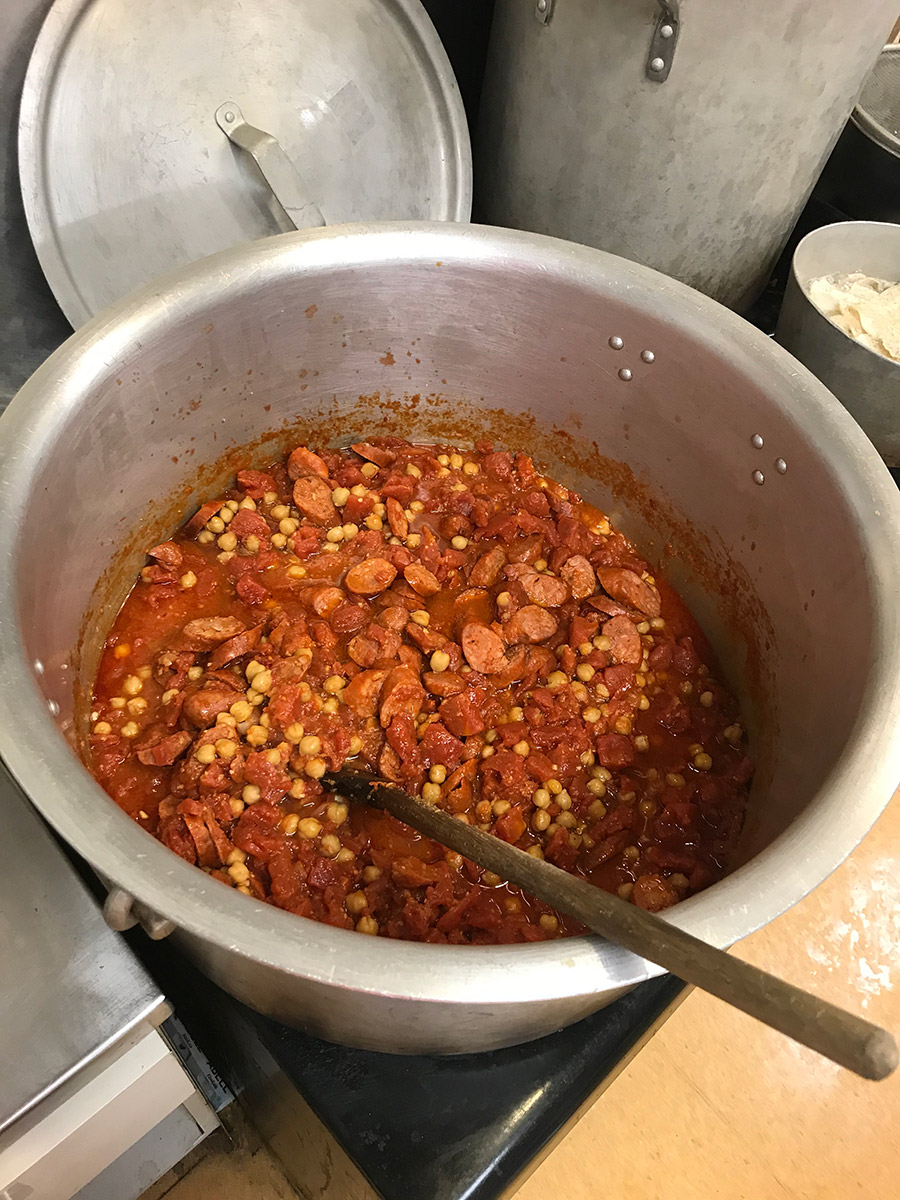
[1,224,899,1054]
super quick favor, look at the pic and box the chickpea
[327,801,348,825]
[430,650,450,673]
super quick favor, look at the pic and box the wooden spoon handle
[325,771,898,1082]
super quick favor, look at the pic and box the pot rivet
[752,469,765,486]
[48,699,60,716]
[660,23,675,38]
[34,659,44,675]
[751,433,764,449]
[640,349,655,363]
[649,56,665,72]
[609,335,624,350]
[775,458,787,474]
[618,367,633,381]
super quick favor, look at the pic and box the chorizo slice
[287,445,330,480]
[182,685,241,728]
[376,605,411,632]
[602,614,643,666]
[147,541,183,571]
[405,622,447,653]
[343,668,388,717]
[136,730,193,766]
[422,671,466,697]
[385,496,409,539]
[345,558,397,595]
[559,554,596,600]
[209,623,264,670]
[379,664,426,728]
[503,605,559,644]
[184,501,222,537]
[469,546,506,587]
[351,442,395,467]
[179,615,246,651]
[292,475,339,526]
[460,622,508,675]
[331,603,370,635]
[513,569,569,607]
[596,567,661,619]
[403,562,441,597]
[310,586,345,618]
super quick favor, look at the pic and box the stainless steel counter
[0,763,166,1135]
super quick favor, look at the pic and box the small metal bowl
[775,220,900,466]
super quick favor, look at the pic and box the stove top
[133,939,685,1200]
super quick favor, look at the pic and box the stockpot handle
[534,0,681,82]
[103,885,175,941]
[215,102,326,231]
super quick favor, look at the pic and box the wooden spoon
[323,769,897,1081]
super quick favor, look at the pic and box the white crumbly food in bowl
[806,272,900,363]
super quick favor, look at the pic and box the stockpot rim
[1,222,899,1007]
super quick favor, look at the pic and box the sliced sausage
[559,554,596,600]
[331,603,370,635]
[147,541,183,571]
[602,614,643,666]
[460,622,508,675]
[237,469,278,497]
[137,730,193,766]
[585,594,634,619]
[469,546,506,587]
[287,446,330,480]
[504,605,559,644]
[385,497,409,539]
[596,567,661,619]
[351,442,395,466]
[403,562,441,597]
[405,622,447,653]
[310,586,345,618]
[379,665,426,728]
[514,569,569,607]
[293,475,339,526]
[184,501,222,536]
[179,616,246,651]
[345,558,397,595]
[377,606,411,632]
[343,668,388,717]
[348,627,401,667]
[422,671,466,697]
[183,686,240,728]
[208,623,264,670]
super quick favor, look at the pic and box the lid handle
[215,102,325,230]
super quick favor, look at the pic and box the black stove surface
[135,937,684,1200]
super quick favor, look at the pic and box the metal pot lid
[851,43,900,160]
[18,0,472,328]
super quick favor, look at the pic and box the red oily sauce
[88,439,752,943]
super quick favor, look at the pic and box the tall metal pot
[1,224,899,1054]
[475,0,898,310]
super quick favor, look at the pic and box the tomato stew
[89,439,752,943]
